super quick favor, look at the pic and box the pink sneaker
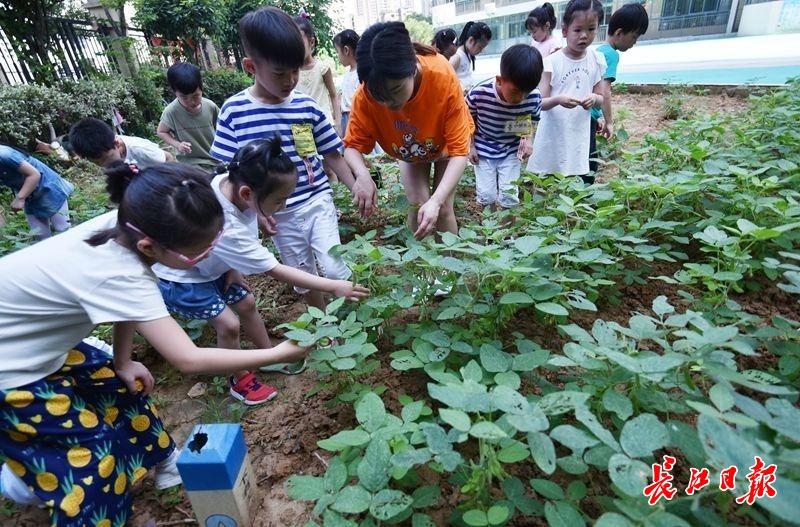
[229,373,278,405]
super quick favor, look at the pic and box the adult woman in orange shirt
[344,22,474,240]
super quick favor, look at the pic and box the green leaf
[602,389,633,420]
[322,509,358,527]
[326,296,346,315]
[620,414,668,458]
[709,383,734,412]
[358,439,392,492]
[551,424,600,453]
[596,512,635,527]
[402,400,425,423]
[370,489,414,520]
[527,432,556,474]
[514,235,545,255]
[411,485,440,509]
[331,485,372,514]
[566,481,587,501]
[323,457,348,493]
[491,385,529,415]
[462,360,484,383]
[356,392,387,432]
[499,291,534,304]
[412,513,437,527]
[480,345,511,372]
[497,440,530,463]
[608,453,650,497]
[512,350,549,371]
[544,501,586,527]
[436,306,465,320]
[318,429,371,451]
[535,302,569,317]
[651,295,674,317]
[645,511,692,527]
[462,509,488,526]
[469,421,507,441]
[487,505,510,526]
[330,357,357,370]
[391,447,432,469]
[439,408,472,432]
[285,475,325,500]
[531,478,564,500]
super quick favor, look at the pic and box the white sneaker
[0,462,43,506]
[82,336,114,356]
[154,448,182,490]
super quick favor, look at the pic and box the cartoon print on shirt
[391,131,441,162]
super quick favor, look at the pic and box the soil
[6,89,784,527]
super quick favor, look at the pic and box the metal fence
[0,18,152,85]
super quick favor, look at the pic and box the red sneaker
[229,373,278,405]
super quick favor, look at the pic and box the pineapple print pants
[0,340,176,526]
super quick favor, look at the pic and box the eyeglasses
[125,222,224,265]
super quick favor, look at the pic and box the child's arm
[578,81,604,111]
[9,161,41,211]
[449,52,462,70]
[156,122,192,155]
[598,79,614,138]
[538,72,580,111]
[267,263,369,301]
[322,68,342,136]
[343,147,378,217]
[112,321,155,395]
[137,317,309,374]
[323,150,356,189]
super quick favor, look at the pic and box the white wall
[738,1,784,35]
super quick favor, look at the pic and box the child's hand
[258,214,278,236]
[578,95,596,110]
[598,121,613,139]
[517,138,533,160]
[414,199,441,240]
[177,141,192,154]
[352,177,378,218]
[332,280,370,301]
[116,361,154,395]
[224,269,251,293]
[468,145,479,164]
[558,95,580,109]
[10,196,25,211]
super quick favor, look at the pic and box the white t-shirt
[120,135,167,168]
[154,174,280,283]
[527,49,606,176]
[340,68,359,113]
[532,36,561,58]
[0,211,169,389]
[453,47,473,91]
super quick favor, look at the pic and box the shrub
[0,84,69,147]
[202,68,252,107]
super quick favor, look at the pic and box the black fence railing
[0,18,152,86]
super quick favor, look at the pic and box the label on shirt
[291,123,317,157]
[505,116,533,137]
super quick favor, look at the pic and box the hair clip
[128,163,140,175]
[181,179,191,187]
[298,7,309,18]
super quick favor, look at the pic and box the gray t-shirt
[159,97,221,170]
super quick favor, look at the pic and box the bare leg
[431,159,457,235]
[399,160,433,235]
[230,294,271,348]
[208,307,247,380]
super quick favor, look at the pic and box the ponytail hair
[87,162,223,250]
[525,3,557,33]
[456,21,492,69]
[294,13,317,52]
[432,28,457,56]
[357,22,416,102]
[333,29,359,52]
[227,135,297,206]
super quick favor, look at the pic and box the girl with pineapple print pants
[0,162,307,526]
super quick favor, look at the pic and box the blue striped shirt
[211,89,342,211]
[466,81,542,160]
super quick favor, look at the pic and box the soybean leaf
[620,414,668,458]
[331,485,372,514]
[370,489,414,521]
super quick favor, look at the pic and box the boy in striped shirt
[211,6,360,313]
[466,44,543,221]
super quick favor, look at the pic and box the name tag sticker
[505,116,532,136]
[291,123,317,157]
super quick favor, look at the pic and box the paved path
[473,32,800,85]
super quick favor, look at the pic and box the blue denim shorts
[158,275,249,320]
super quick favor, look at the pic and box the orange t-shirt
[344,53,474,163]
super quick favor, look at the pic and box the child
[0,162,305,525]
[589,3,649,172]
[155,137,369,405]
[466,44,542,221]
[0,144,73,239]
[70,117,176,168]
[526,0,606,185]
[294,13,341,136]
[449,21,493,93]
[211,6,362,313]
[526,3,561,57]
[333,29,360,136]
[157,62,223,173]
[432,28,458,59]
[343,21,474,239]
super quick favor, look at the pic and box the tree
[404,13,433,45]
[217,0,335,70]
[0,0,66,84]
[133,0,222,64]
